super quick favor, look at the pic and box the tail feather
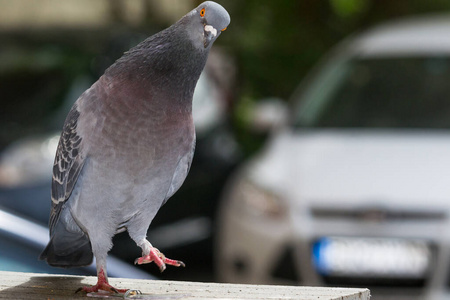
[40,225,93,268]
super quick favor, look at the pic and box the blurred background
[3,1,450,299]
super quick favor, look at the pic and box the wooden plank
[0,271,370,299]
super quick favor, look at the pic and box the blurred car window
[297,57,450,128]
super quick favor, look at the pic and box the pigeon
[39,1,230,294]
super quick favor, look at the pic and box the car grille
[311,207,446,222]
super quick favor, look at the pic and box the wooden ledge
[0,271,370,299]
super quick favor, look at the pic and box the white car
[216,15,450,300]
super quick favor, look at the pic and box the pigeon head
[182,1,230,49]
[105,1,230,93]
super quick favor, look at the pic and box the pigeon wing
[49,103,85,234]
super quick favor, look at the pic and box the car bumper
[217,188,450,300]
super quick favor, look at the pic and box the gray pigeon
[40,1,230,294]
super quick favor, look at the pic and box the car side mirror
[250,98,289,133]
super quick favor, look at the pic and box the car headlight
[235,179,287,219]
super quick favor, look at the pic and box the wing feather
[49,103,85,234]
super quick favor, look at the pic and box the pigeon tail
[40,228,93,268]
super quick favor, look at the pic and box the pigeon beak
[203,25,218,48]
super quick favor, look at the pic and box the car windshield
[295,56,450,129]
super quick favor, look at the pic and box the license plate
[312,237,432,278]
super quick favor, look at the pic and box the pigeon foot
[75,269,128,294]
[134,247,185,272]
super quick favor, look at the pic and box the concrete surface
[0,271,370,299]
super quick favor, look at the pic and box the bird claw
[134,247,185,272]
[75,269,129,295]
[75,283,128,295]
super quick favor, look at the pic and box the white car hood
[249,129,450,210]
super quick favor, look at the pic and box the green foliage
[222,0,450,104]
[330,0,369,18]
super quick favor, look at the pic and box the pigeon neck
[105,26,209,107]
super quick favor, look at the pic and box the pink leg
[76,269,128,294]
[134,247,185,272]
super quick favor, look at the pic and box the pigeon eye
[200,8,205,17]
